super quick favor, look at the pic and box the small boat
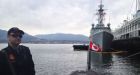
[73,44,89,51]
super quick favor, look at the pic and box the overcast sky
[0,0,137,36]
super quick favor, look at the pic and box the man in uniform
[0,27,35,75]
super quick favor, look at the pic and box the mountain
[0,29,7,42]
[0,29,89,44]
[0,29,44,43]
[35,33,89,42]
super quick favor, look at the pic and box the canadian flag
[89,41,101,52]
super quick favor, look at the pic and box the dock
[70,70,99,75]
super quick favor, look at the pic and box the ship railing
[93,30,111,35]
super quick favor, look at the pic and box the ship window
[128,25,130,31]
[126,33,129,39]
[135,24,137,29]
[130,25,131,30]
[139,30,140,36]
[139,24,140,28]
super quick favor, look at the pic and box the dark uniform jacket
[0,45,35,75]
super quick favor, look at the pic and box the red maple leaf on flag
[89,41,101,52]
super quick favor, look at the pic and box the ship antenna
[109,15,110,23]
[100,0,102,5]
[136,0,137,12]
[139,0,140,10]
[137,0,140,11]
[126,0,134,19]
[136,0,140,12]
[96,0,105,27]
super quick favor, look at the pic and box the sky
[0,0,137,36]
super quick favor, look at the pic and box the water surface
[0,43,140,75]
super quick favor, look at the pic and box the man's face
[8,32,22,46]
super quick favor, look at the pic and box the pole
[136,0,138,12]
[138,0,140,10]
[87,49,91,70]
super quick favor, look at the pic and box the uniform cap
[8,27,24,35]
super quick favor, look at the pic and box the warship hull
[92,31,114,51]
[88,32,113,70]
[89,51,112,72]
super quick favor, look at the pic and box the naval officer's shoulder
[19,45,29,49]
[0,46,9,53]
[18,45,31,53]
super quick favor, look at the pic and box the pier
[70,70,99,75]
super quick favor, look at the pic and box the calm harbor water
[0,43,140,75]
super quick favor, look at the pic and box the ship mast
[96,0,105,27]
[135,0,140,18]
[136,0,140,11]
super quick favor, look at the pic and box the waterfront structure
[111,0,140,51]
[113,0,140,40]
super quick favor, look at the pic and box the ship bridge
[91,24,111,35]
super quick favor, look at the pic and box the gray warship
[87,0,114,71]
[90,0,114,51]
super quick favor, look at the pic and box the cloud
[0,0,136,36]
